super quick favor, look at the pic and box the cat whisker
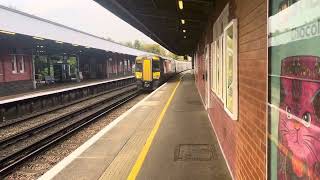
[280,129,289,133]
[281,121,290,130]
[303,141,319,162]
[303,135,320,143]
[280,132,289,136]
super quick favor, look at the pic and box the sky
[0,0,156,44]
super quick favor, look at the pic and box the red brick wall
[194,0,267,179]
[236,0,267,179]
[1,54,32,82]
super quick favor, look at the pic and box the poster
[225,24,234,113]
[268,0,320,179]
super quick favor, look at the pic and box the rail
[0,87,139,178]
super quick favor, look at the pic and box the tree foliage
[121,39,186,59]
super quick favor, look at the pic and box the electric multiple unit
[135,55,191,90]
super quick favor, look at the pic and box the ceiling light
[183,29,186,33]
[181,19,185,24]
[0,30,16,35]
[184,36,187,39]
[33,36,45,40]
[178,0,184,10]
[56,40,63,44]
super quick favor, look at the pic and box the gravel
[4,93,148,180]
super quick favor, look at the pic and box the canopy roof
[94,0,214,55]
[0,5,148,56]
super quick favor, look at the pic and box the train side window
[135,63,142,72]
[152,61,160,71]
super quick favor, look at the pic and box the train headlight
[153,72,160,79]
[135,72,142,79]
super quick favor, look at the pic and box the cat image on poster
[278,56,320,179]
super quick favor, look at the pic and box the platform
[0,76,134,104]
[38,71,231,180]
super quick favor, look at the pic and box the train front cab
[135,56,161,90]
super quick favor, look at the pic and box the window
[11,55,17,73]
[135,63,142,72]
[216,36,224,100]
[152,60,160,71]
[124,60,127,72]
[19,56,25,73]
[211,41,216,92]
[220,35,225,102]
[128,60,131,71]
[223,19,238,120]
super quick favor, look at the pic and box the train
[134,55,192,90]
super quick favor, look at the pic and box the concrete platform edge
[37,82,168,180]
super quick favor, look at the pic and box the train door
[143,59,152,81]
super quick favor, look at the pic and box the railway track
[0,87,140,178]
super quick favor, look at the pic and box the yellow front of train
[135,56,161,90]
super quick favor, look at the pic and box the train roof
[136,54,176,61]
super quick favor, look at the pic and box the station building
[1,0,319,179]
[96,0,320,179]
[0,5,146,96]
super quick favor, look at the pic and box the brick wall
[236,0,267,179]
[0,58,3,82]
[0,52,33,96]
[194,0,268,179]
[1,54,32,82]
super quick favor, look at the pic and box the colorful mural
[269,0,320,179]
[278,56,320,179]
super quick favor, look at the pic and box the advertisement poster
[268,0,320,179]
[225,26,234,113]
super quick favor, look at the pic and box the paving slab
[42,71,231,180]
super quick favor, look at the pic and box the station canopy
[94,0,214,55]
[0,5,148,57]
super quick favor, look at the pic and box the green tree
[133,40,142,50]
[125,41,133,48]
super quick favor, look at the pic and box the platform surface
[0,76,134,104]
[39,71,231,180]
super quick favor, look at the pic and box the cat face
[278,56,320,178]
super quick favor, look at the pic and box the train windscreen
[135,63,142,72]
[152,61,160,71]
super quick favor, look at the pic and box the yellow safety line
[127,78,182,180]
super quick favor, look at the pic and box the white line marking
[37,82,168,180]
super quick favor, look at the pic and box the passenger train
[135,55,191,90]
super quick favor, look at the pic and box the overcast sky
[0,0,155,44]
